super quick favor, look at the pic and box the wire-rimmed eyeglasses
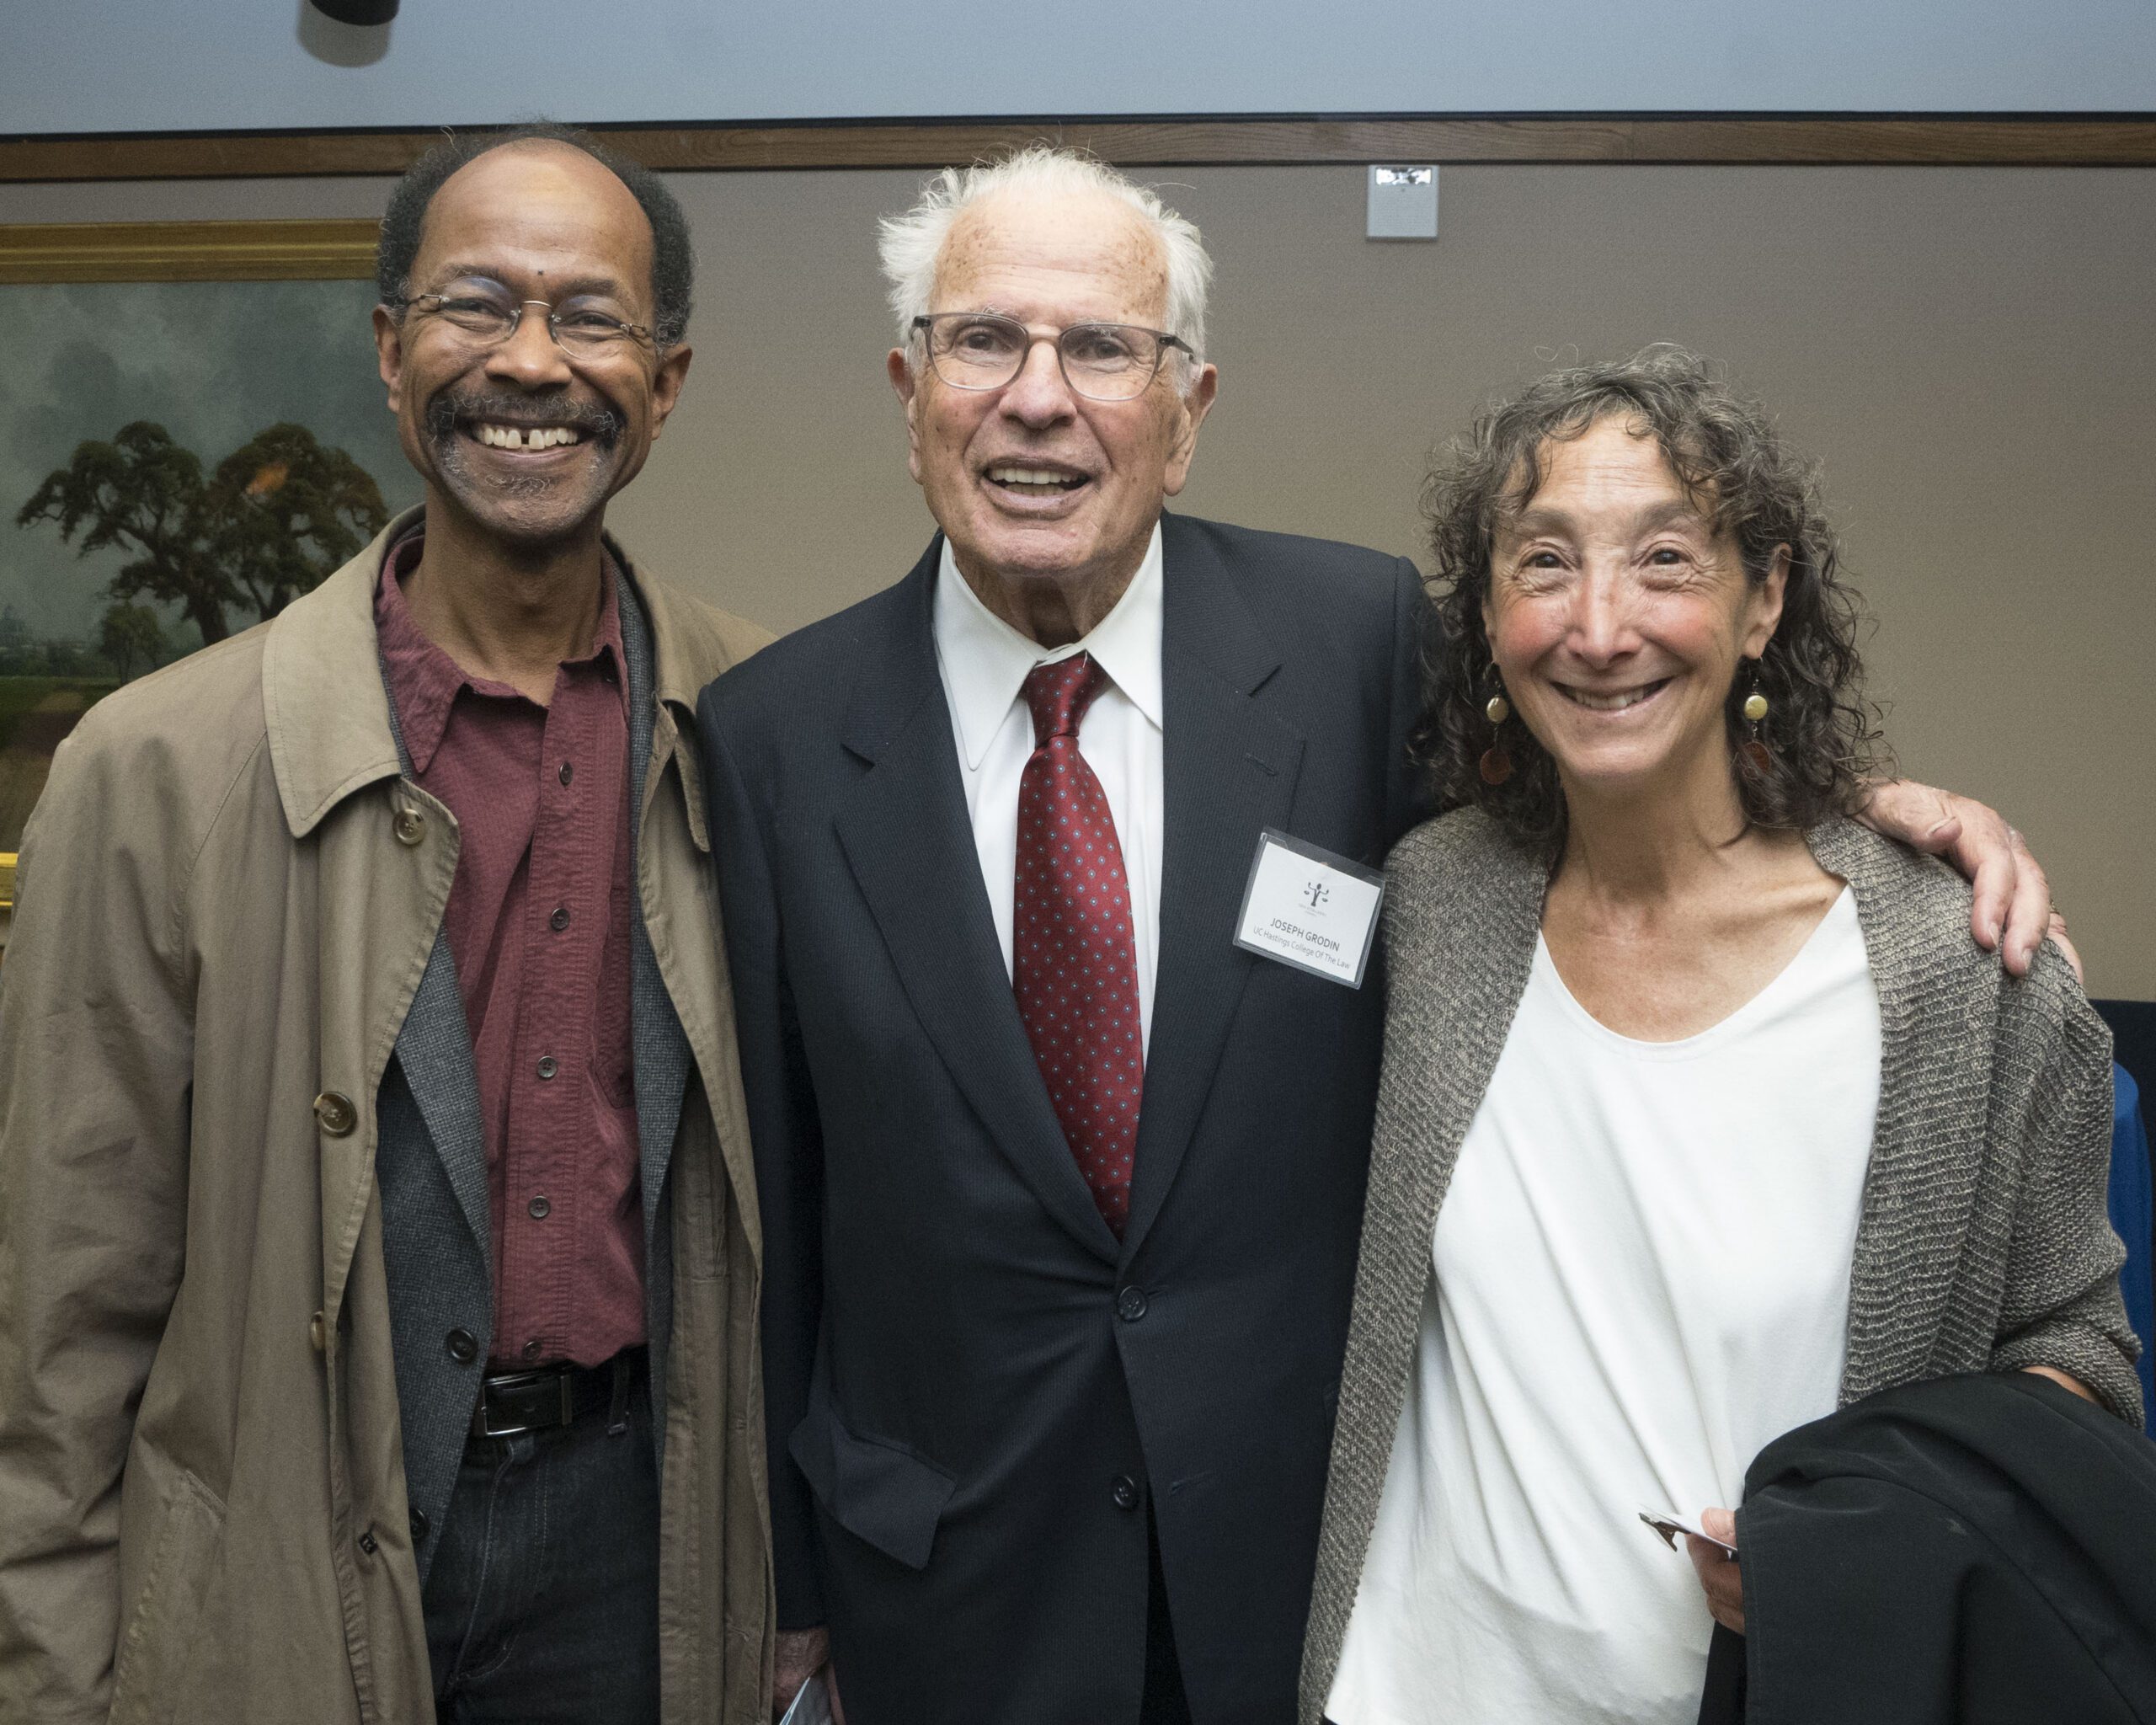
[399,291,655,355]
[911,312,1194,403]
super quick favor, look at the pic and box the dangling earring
[1480,676,1514,785]
[1738,662,1771,780]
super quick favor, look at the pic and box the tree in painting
[17,419,389,649]
[17,422,235,646]
[211,422,392,622]
[97,603,166,681]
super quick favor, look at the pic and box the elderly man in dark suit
[697,147,2056,1725]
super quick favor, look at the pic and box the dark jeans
[423,1352,660,1725]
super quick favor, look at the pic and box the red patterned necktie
[1012,653,1145,1237]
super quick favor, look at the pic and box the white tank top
[1329,888,1881,1725]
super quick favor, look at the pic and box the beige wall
[6,164,2152,994]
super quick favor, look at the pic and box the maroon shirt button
[375,535,644,1369]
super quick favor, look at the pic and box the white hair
[878,145,1214,382]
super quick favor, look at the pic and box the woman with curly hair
[1299,348,2138,1725]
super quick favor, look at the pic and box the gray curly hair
[1417,344,1887,850]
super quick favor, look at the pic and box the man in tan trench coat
[0,126,772,1722]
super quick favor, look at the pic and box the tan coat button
[313,1091,357,1136]
[310,1311,328,1354]
[393,808,426,846]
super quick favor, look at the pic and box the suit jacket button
[409,1507,430,1541]
[309,1311,328,1354]
[1117,1287,1148,1322]
[445,1327,478,1365]
[1111,1476,1140,1511]
[313,1092,357,1136]
[358,1528,378,1556]
[393,808,426,846]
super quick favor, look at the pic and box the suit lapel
[834,549,1121,1263]
[1121,519,1304,1260]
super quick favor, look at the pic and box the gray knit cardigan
[1298,810,2140,1723]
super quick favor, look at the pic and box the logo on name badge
[1232,829,1385,988]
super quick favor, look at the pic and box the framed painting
[0,217,420,857]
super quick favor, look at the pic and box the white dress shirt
[931,525,1165,1052]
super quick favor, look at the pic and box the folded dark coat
[1700,1370,2156,1725]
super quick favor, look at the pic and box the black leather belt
[470,1347,645,1439]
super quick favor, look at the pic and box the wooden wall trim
[3,116,2153,182]
[0,218,378,283]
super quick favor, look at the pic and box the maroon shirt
[376,531,645,1369]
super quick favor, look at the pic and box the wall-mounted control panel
[1366,164,1438,240]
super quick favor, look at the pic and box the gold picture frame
[1,219,409,856]
[0,217,378,286]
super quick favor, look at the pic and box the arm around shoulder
[0,719,195,1717]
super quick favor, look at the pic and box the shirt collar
[373,526,626,775]
[931,522,1166,772]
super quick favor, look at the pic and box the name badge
[1232,828,1385,988]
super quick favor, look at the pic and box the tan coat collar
[263,505,710,839]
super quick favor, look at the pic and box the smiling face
[372,140,691,551]
[1483,415,1788,804]
[887,186,1217,630]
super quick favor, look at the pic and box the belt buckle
[472,1365,574,1439]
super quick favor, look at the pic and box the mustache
[424,388,625,449]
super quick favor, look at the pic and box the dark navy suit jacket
[698,514,1431,1723]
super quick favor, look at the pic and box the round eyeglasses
[912,312,1194,403]
[401,292,654,355]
